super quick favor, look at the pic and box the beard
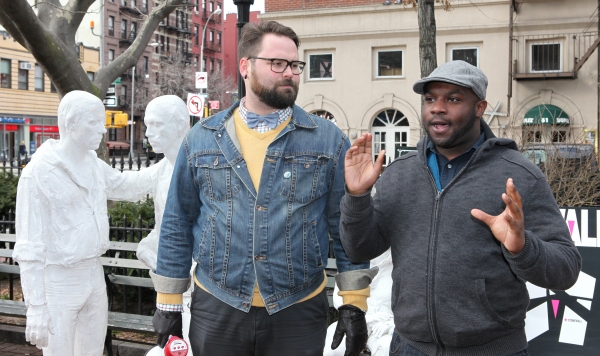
[250,70,299,109]
[425,107,479,149]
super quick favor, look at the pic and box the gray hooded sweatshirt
[340,120,581,356]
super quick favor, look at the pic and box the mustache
[277,79,296,87]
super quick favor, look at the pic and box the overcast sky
[223,0,265,14]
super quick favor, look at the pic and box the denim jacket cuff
[150,270,191,294]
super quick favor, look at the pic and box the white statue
[13,90,154,355]
[129,95,194,355]
[324,249,394,356]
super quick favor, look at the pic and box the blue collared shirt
[426,132,486,191]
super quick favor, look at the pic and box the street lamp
[234,0,254,98]
[129,42,160,158]
[199,8,222,92]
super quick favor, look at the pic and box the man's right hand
[152,309,183,348]
[345,133,385,196]
[25,304,54,349]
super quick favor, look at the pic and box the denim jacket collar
[200,101,318,131]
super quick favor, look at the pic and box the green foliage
[0,171,19,218]
[108,198,155,228]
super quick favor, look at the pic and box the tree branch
[96,0,184,93]
[0,0,94,97]
[0,6,28,48]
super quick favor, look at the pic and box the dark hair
[238,21,300,60]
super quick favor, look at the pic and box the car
[522,143,597,169]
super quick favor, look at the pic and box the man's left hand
[471,178,525,255]
[331,305,368,356]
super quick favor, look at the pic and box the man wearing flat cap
[339,60,581,355]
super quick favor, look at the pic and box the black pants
[188,286,329,356]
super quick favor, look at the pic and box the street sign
[104,96,118,107]
[209,101,220,110]
[195,71,207,89]
[187,93,204,117]
[107,87,115,94]
[112,77,122,85]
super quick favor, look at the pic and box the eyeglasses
[248,56,306,75]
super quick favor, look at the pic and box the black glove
[152,309,183,348]
[331,304,368,356]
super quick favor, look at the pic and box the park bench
[0,232,340,351]
[0,233,154,356]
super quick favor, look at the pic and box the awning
[523,104,570,126]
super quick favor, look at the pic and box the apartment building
[262,0,599,165]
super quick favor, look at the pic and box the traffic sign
[195,72,207,89]
[112,77,122,85]
[187,93,204,117]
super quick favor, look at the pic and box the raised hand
[345,133,385,196]
[471,178,525,255]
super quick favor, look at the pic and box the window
[525,130,542,143]
[371,109,411,166]
[217,60,221,73]
[35,64,44,91]
[142,0,147,12]
[202,57,206,72]
[552,130,567,143]
[210,59,214,73]
[121,85,127,101]
[209,30,214,42]
[308,53,333,80]
[18,62,28,90]
[217,32,221,45]
[108,49,115,62]
[143,56,149,73]
[130,22,137,39]
[311,110,336,126]
[50,82,57,93]
[194,26,199,46]
[202,0,206,10]
[0,59,10,88]
[195,0,199,12]
[209,1,213,12]
[87,71,95,82]
[108,16,115,37]
[121,19,127,39]
[376,49,403,77]
[451,47,479,67]
[530,42,561,72]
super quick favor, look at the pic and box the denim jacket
[153,102,369,314]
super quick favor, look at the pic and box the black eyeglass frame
[247,56,306,74]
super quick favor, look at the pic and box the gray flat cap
[413,60,488,100]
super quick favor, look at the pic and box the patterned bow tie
[246,111,280,129]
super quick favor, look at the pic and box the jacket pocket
[437,278,512,347]
[195,153,240,202]
[280,154,330,204]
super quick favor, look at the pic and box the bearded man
[150,21,376,356]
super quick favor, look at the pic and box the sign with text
[195,71,207,89]
[209,101,220,110]
[526,207,600,354]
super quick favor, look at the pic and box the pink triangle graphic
[552,300,560,318]
[568,221,575,235]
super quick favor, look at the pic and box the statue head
[144,95,189,154]
[57,90,106,151]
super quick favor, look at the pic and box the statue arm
[101,159,162,202]
[13,176,53,347]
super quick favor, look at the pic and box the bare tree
[507,120,600,207]
[0,0,185,159]
[154,51,196,100]
[207,70,236,111]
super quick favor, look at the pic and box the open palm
[345,133,386,196]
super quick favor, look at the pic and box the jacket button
[284,171,291,178]
[254,255,266,261]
